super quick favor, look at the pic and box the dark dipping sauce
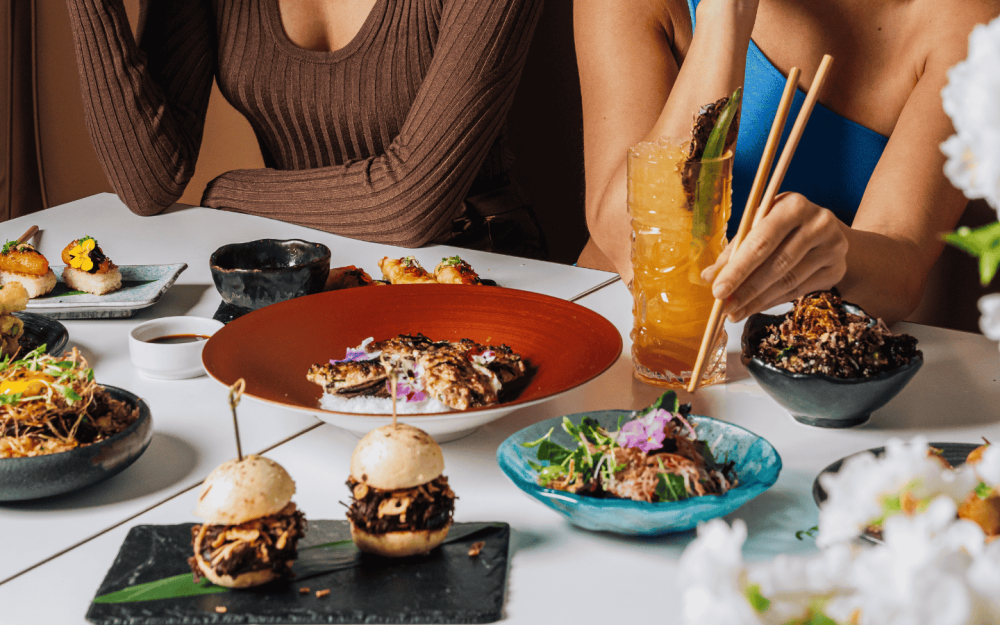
[146,334,211,345]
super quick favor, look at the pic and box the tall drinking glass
[629,138,732,388]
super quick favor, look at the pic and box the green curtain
[0,0,44,223]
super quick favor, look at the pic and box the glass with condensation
[629,137,732,388]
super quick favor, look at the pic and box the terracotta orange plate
[202,285,622,441]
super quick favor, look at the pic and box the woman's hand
[701,192,849,321]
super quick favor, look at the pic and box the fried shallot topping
[754,289,920,378]
[346,474,455,534]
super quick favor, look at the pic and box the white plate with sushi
[26,264,188,319]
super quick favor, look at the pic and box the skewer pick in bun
[189,455,306,588]
[347,423,456,557]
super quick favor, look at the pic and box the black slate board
[87,521,510,625]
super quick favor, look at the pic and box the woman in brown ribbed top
[65,0,546,258]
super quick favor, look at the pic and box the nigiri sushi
[0,241,57,298]
[61,236,121,296]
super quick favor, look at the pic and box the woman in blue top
[575,0,998,324]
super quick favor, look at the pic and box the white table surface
[0,193,617,586]
[2,260,999,624]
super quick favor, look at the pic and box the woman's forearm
[66,0,214,216]
[202,0,542,248]
[837,228,930,325]
[587,0,757,280]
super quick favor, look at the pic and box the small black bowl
[740,306,923,428]
[210,239,331,310]
[0,386,153,501]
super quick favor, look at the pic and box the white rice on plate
[320,393,453,414]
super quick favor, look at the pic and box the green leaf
[0,392,22,406]
[693,87,742,240]
[795,525,819,540]
[976,481,994,499]
[300,539,356,551]
[61,386,81,402]
[521,428,554,449]
[637,391,679,419]
[745,583,771,613]
[538,464,567,486]
[943,222,1000,285]
[1,240,16,255]
[92,573,227,604]
[655,467,689,502]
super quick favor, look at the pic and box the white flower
[941,15,1000,213]
[977,295,1000,341]
[677,520,763,625]
[817,438,969,547]
[964,442,1000,486]
[834,499,985,625]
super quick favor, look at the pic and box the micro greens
[1,240,17,255]
[976,481,994,499]
[796,525,819,541]
[523,392,711,501]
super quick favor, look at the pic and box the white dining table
[1,193,999,624]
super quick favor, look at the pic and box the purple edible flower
[616,409,670,453]
[385,375,428,403]
[330,337,378,364]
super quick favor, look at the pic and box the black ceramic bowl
[740,305,923,428]
[210,239,331,310]
[14,311,69,356]
[0,386,153,501]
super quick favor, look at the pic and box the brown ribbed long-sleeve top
[66,0,541,246]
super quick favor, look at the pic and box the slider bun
[194,455,295,525]
[192,551,282,588]
[349,520,452,558]
[351,424,444,490]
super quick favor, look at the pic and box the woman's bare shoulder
[914,0,1000,69]
[574,0,690,48]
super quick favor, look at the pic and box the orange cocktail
[629,138,732,388]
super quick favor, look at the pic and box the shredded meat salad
[524,392,738,503]
[754,289,920,378]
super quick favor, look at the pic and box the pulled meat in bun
[347,424,455,557]
[188,455,306,588]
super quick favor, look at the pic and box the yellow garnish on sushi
[67,237,97,272]
[60,236,122,296]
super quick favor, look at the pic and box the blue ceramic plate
[497,410,782,536]
[26,263,188,319]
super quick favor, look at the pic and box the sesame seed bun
[194,455,295,525]
[349,520,452,558]
[350,424,444,490]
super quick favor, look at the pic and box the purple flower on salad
[616,409,670,452]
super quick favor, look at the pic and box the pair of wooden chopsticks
[686,54,834,394]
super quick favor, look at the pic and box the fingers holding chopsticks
[702,191,848,321]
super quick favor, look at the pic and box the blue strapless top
[688,0,888,238]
